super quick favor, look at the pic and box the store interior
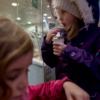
[0,0,56,60]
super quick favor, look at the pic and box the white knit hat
[52,0,95,25]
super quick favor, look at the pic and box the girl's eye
[62,11,66,14]
[6,69,29,81]
[7,75,20,81]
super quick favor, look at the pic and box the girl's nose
[18,75,28,91]
[59,14,63,21]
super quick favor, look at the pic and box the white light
[47,5,50,8]
[43,14,47,16]
[28,22,32,24]
[17,17,21,20]
[12,3,17,6]
[38,36,41,38]
[48,17,51,19]
[43,20,46,22]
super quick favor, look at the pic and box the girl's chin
[63,27,67,31]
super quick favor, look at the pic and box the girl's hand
[63,81,90,100]
[53,42,66,56]
[46,27,61,43]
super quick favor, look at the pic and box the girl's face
[57,8,74,30]
[5,50,33,100]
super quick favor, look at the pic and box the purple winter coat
[41,0,100,99]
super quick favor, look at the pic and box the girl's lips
[13,94,23,99]
[62,23,66,27]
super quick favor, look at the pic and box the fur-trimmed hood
[86,0,99,25]
[52,0,99,25]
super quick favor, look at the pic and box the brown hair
[0,16,33,100]
[67,17,85,41]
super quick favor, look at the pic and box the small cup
[52,36,64,43]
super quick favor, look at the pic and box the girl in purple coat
[41,0,100,100]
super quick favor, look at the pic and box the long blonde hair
[67,17,84,41]
[0,16,33,100]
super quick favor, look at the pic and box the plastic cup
[52,37,64,43]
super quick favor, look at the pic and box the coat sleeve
[41,36,59,68]
[61,36,100,81]
[29,77,71,100]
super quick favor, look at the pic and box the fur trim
[70,0,94,24]
[52,0,95,25]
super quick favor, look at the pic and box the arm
[61,39,100,81]
[29,77,89,100]
[29,77,68,100]
[41,36,59,68]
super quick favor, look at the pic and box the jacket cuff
[55,77,71,98]
[61,44,77,60]
[41,36,53,50]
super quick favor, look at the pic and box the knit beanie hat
[52,0,95,25]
